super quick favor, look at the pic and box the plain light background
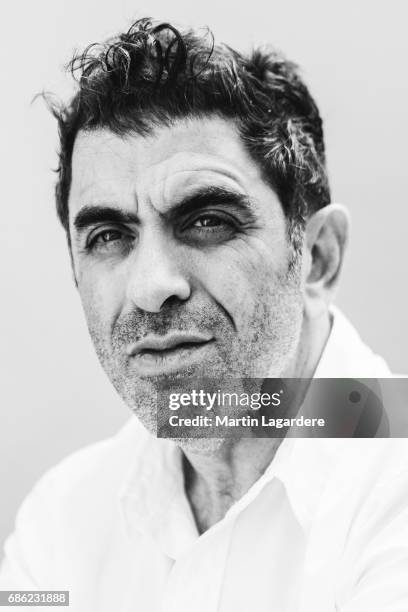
[1,0,407,549]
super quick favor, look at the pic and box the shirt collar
[119,423,199,559]
[315,305,391,378]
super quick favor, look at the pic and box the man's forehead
[69,117,264,217]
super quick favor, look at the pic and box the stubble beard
[84,258,304,443]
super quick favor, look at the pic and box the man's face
[68,116,305,433]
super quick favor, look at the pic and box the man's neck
[183,437,284,533]
[182,310,332,534]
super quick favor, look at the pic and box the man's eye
[87,228,133,254]
[98,230,122,243]
[179,213,238,246]
[192,215,227,228]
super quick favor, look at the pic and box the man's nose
[125,232,191,313]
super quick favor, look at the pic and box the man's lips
[127,332,214,356]
[126,332,215,375]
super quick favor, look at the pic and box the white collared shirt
[1,308,408,611]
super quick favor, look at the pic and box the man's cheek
[78,275,124,339]
[199,263,264,330]
[197,244,276,319]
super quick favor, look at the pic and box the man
[1,17,408,612]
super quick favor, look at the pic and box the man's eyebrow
[73,205,139,232]
[73,187,254,232]
[169,186,255,218]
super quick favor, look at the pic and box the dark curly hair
[48,17,330,250]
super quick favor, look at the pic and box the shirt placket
[161,518,235,612]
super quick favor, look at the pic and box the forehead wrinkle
[71,123,264,218]
[158,168,249,214]
[71,134,143,216]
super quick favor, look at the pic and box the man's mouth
[127,332,215,376]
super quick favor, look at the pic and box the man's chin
[129,404,227,455]
[123,375,199,436]
[138,368,202,389]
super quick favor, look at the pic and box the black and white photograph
[1,1,407,610]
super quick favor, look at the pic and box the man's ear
[303,203,350,318]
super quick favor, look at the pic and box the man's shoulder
[0,418,148,588]
[27,417,147,511]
